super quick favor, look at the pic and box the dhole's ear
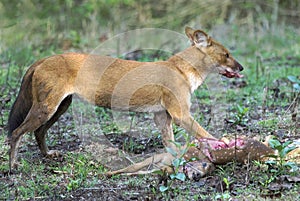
[185,26,211,47]
[185,26,195,41]
[193,30,211,47]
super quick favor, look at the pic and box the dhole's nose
[236,61,244,71]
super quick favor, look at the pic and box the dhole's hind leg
[154,111,176,150]
[34,95,72,157]
[9,97,68,171]
[9,104,51,171]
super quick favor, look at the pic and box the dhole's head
[185,27,243,78]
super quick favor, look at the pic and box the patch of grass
[258,118,279,129]
[0,149,106,200]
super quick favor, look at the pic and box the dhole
[7,27,243,171]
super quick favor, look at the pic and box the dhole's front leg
[163,94,215,142]
[180,114,214,139]
[174,114,215,139]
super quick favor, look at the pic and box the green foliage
[258,118,279,129]
[1,0,300,50]
[213,165,237,199]
[159,145,187,192]
[215,192,231,200]
[158,133,198,193]
[223,177,231,190]
[233,105,249,125]
[252,137,299,189]
[268,138,295,159]
[287,75,300,91]
[170,157,186,182]
[265,137,298,174]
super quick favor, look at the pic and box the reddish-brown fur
[8,27,243,172]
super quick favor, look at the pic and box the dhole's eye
[225,53,229,58]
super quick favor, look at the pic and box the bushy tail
[8,59,44,137]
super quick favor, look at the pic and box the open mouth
[219,69,243,78]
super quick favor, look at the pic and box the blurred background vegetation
[1,0,299,51]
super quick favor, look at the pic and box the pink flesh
[198,138,228,149]
[199,138,246,150]
[228,138,245,147]
[221,70,243,78]
[197,138,247,161]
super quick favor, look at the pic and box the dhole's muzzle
[219,60,244,78]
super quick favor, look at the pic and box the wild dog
[7,27,243,171]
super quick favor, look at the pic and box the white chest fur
[186,71,206,92]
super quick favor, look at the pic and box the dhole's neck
[168,46,214,92]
